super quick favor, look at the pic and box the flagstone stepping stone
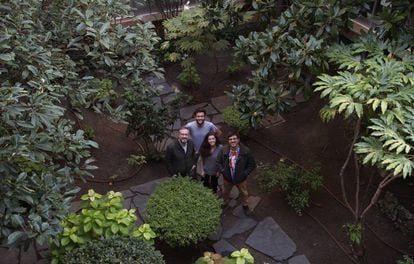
[209,223,223,241]
[132,193,149,219]
[130,177,169,194]
[172,119,182,130]
[180,103,209,120]
[150,96,162,108]
[155,82,173,96]
[144,74,165,85]
[229,186,239,199]
[213,239,237,257]
[247,196,261,211]
[222,218,257,239]
[211,114,224,124]
[120,189,134,199]
[289,255,310,264]
[161,92,177,104]
[70,200,81,213]
[123,197,133,209]
[211,95,232,112]
[204,104,219,116]
[232,205,249,218]
[246,217,296,262]
[228,199,238,207]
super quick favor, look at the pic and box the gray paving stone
[132,193,149,219]
[70,201,81,213]
[155,82,173,96]
[222,217,257,238]
[123,197,133,209]
[232,204,249,218]
[213,239,237,257]
[151,96,162,109]
[289,255,310,264]
[145,74,165,85]
[211,114,224,124]
[204,104,219,115]
[172,119,182,130]
[162,92,177,104]
[229,186,239,199]
[246,217,296,261]
[130,177,169,194]
[247,196,261,211]
[135,213,144,226]
[209,223,223,241]
[120,189,134,199]
[211,95,232,112]
[228,199,238,207]
[180,103,208,120]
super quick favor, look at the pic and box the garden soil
[77,51,413,264]
[6,50,412,264]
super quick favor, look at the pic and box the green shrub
[222,106,250,135]
[49,190,156,263]
[146,177,221,247]
[398,255,414,264]
[257,161,322,214]
[61,237,165,264]
[195,248,254,264]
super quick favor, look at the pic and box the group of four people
[165,108,256,214]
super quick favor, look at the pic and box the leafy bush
[379,192,414,236]
[49,190,156,263]
[398,255,414,264]
[257,161,322,214]
[125,88,190,156]
[222,106,250,135]
[61,237,165,264]
[146,177,221,247]
[195,248,254,264]
[162,7,229,85]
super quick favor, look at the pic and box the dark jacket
[216,143,256,184]
[165,139,196,176]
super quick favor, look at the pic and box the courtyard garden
[1,0,413,263]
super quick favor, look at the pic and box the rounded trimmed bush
[60,237,165,264]
[146,177,221,247]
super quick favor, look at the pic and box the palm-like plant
[314,34,414,253]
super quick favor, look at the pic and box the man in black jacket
[217,131,256,214]
[165,127,196,177]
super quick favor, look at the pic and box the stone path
[1,75,308,264]
[109,75,309,263]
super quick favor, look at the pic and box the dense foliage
[228,0,351,126]
[314,35,414,250]
[257,162,322,214]
[0,0,162,250]
[61,237,165,264]
[162,7,230,85]
[50,190,156,263]
[195,248,254,264]
[222,106,250,135]
[146,177,221,247]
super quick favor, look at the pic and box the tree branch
[339,118,361,218]
[354,152,360,221]
[360,172,399,219]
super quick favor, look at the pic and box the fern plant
[162,7,229,85]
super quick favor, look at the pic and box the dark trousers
[203,174,218,193]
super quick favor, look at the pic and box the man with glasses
[217,130,256,215]
[165,127,196,177]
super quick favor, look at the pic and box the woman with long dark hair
[199,132,222,193]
